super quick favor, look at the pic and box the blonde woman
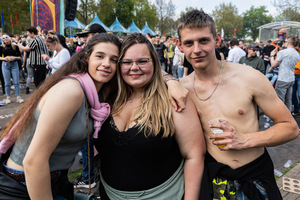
[0,34,24,104]
[94,33,206,200]
[41,34,71,74]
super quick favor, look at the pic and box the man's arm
[211,70,299,150]
[269,49,280,71]
[17,42,31,52]
[162,70,188,112]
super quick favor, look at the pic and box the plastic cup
[208,118,227,148]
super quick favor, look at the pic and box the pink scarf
[0,73,110,153]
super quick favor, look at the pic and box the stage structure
[30,0,64,35]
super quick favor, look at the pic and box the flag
[16,12,18,26]
[234,28,237,37]
[10,15,13,27]
[221,28,224,38]
[0,11,3,27]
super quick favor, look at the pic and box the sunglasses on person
[120,58,152,70]
[2,36,9,40]
[250,48,258,52]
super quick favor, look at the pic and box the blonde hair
[2,34,16,51]
[112,33,175,137]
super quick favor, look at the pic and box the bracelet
[163,73,178,83]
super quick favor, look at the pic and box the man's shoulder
[179,73,194,89]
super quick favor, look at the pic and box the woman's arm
[45,49,70,70]
[172,97,206,200]
[23,79,84,200]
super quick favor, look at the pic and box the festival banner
[30,0,64,34]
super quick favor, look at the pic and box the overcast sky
[150,0,278,18]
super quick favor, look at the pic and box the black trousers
[33,64,47,88]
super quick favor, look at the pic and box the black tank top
[94,116,182,191]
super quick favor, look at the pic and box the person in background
[41,34,71,74]
[173,44,184,78]
[239,43,265,74]
[292,39,300,116]
[165,36,175,75]
[217,39,229,60]
[68,37,78,55]
[227,38,246,63]
[74,23,108,189]
[153,34,169,71]
[17,26,49,88]
[0,34,24,104]
[263,40,276,74]
[270,36,299,111]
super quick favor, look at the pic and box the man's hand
[209,121,249,151]
[166,80,188,112]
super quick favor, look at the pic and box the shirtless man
[176,9,299,199]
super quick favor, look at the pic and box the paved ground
[1,83,300,197]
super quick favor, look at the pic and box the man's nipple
[238,109,244,115]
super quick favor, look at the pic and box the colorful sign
[30,0,64,34]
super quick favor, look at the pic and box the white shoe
[5,98,11,104]
[264,122,270,129]
[16,96,24,103]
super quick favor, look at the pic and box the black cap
[77,24,106,37]
[248,43,259,49]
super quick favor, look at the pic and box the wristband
[163,73,178,83]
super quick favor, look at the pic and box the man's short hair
[42,29,48,35]
[287,36,297,47]
[230,38,239,47]
[155,34,160,38]
[267,40,272,43]
[26,26,38,35]
[177,9,216,41]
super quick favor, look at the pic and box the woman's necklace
[193,61,223,101]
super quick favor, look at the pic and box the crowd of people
[0,9,299,200]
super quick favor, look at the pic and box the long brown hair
[1,33,121,141]
[112,33,175,137]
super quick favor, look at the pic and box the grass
[68,168,83,181]
[275,161,300,180]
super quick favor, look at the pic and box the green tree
[115,0,134,27]
[76,0,98,25]
[133,0,157,31]
[273,0,300,11]
[282,7,300,21]
[98,0,115,26]
[155,0,176,36]
[212,3,244,39]
[0,0,31,35]
[243,6,273,41]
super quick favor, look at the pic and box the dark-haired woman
[0,33,120,200]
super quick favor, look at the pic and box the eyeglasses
[2,36,9,40]
[250,48,258,52]
[120,58,152,70]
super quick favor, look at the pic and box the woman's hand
[41,54,50,61]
